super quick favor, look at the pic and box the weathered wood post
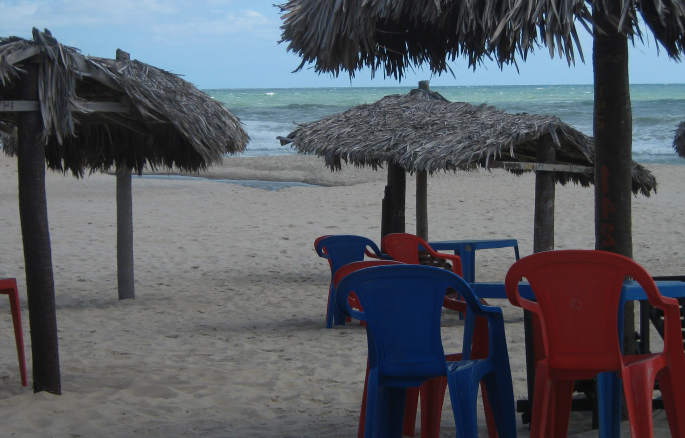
[116,165,134,300]
[416,170,428,241]
[533,137,556,253]
[17,62,61,394]
[115,49,135,300]
[381,162,406,238]
[415,80,430,241]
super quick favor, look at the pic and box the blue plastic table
[472,280,685,438]
[428,239,520,284]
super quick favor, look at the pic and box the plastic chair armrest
[422,249,462,276]
[660,303,685,352]
[315,242,328,259]
[348,308,366,322]
[364,245,392,260]
[442,296,467,313]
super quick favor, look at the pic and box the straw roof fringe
[279,0,685,79]
[674,120,685,158]
[286,89,656,196]
[0,29,249,176]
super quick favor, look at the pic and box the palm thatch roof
[279,0,685,79]
[0,28,248,175]
[674,120,685,158]
[285,88,656,196]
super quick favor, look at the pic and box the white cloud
[0,1,278,44]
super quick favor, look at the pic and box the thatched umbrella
[674,120,685,158]
[0,29,248,394]
[283,86,656,252]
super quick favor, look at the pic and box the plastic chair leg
[547,380,574,438]
[622,363,658,438]
[358,363,419,438]
[373,386,407,438]
[530,361,552,438]
[0,279,27,387]
[481,382,498,438]
[419,377,447,438]
[657,369,685,438]
[358,362,370,438]
[402,387,419,437]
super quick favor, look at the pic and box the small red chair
[381,233,462,276]
[505,250,685,438]
[0,278,28,387]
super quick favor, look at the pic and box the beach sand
[0,153,680,437]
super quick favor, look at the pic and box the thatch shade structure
[284,86,656,256]
[1,32,248,173]
[280,0,685,80]
[0,29,248,394]
[674,120,685,158]
[286,87,655,195]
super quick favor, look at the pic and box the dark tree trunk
[17,63,61,394]
[116,165,135,300]
[593,6,634,354]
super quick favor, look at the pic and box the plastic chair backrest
[382,233,463,276]
[381,233,423,265]
[337,265,463,379]
[332,260,404,318]
[505,250,659,371]
[314,235,331,258]
[316,235,386,275]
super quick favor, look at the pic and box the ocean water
[206,84,685,165]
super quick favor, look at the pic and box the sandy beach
[0,153,680,437]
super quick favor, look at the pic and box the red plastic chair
[0,278,28,387]
[505,250,685,438]
[381,233,462,276]
[380,233,496,438]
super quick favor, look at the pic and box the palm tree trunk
[593,6,634,354]
[17,63,61,394]
[116,165,135,300]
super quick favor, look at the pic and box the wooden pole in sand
[115,49,135,300]
[415,80,430,241]
[533,137,556,253]
[17,62,62,394]
[381,162,406,238]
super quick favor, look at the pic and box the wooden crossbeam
[488,161,592,174]
[0,100,130,113]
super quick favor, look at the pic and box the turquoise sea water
[206,84,685,165]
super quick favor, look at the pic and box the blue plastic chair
[315,235,389,328]
[336,265,517,438]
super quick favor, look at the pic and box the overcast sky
[1,0,683,89]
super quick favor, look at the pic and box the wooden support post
[416,170,428,241]
[17,63,61,394]
[381,162,406,238]
[415,80,430,241]
[533,137,556,253]
[115,48,135,301]
[116,165,135,300]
